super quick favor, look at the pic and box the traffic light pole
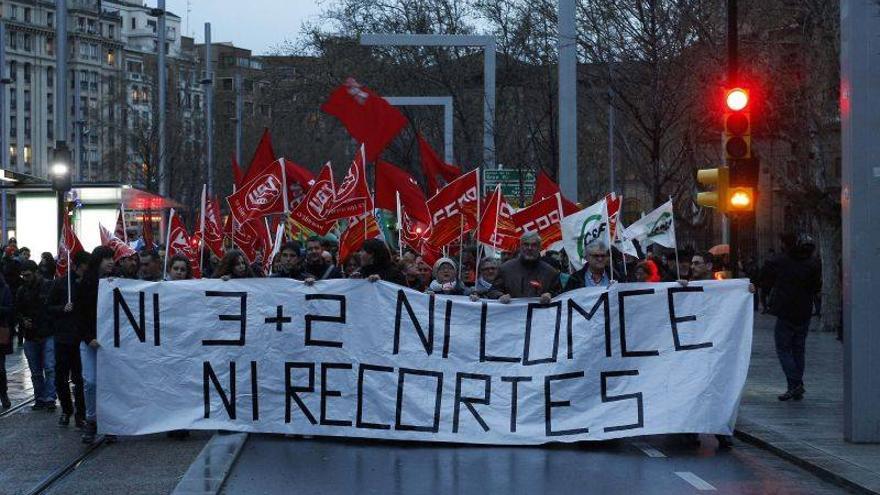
[726,0,738,277]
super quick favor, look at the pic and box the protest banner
[97,279,752,445]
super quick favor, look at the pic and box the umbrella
[709,244,730,256]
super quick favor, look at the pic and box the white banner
[97,279,753,445]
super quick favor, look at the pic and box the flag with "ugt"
[227,160,288,225]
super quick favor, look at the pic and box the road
[219,434,847,495]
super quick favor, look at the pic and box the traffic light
[696,166,729,212]
[723,88,751,160]
[727,187,754,213]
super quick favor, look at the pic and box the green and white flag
[619,199,677,251]
[561,198,611,270]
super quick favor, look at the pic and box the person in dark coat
[488,232,561,303]
[74,246,115,443]
[563,241,616,291]
[47,251,90,426]
[302,237,342,282]
[0,272,14,409]
[353,238,405,285]
[765,234,821,401]
[16,260,56,410]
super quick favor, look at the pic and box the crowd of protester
[0,230,819,449]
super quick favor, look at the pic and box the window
[107,49,115,66]
[23,145,31,164]
[221,78,233,90]
[147,20,156,32]
[24,118,30,140]
[46,36,54,56]
[23,63,30,84]
[23,34,31,52]
[47,68,54,88]
[225,101,233,113]
[8,32,17,50]
[243,79,254,92]
[24,8,31,23]
[23,90,30,112]
[47,120,54,140]
[10,6,17,21]
[9,88,15,111]
[87,19,96,34]
[47,12,54,28]
[9,146,16,165]
[109,24,115,39]
[131,17,136,30]
[47,93,53,114]
[8,61,14,81]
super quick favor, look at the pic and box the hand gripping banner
[97,279,753,445]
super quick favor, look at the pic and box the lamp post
[50,146,72,242]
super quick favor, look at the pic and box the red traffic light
[725,88,749,111]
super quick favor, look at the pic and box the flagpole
[120,202,128,243]
[604,201,615,283]
[199,185,206,277]
[457,213,464,282]
[164,208,174,280]
[65,217,71,304]
[669,196,681,280]
[279,158,289,213]
[396,192,403,259]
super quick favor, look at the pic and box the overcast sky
[164,0,326,54]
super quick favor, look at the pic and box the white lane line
[674,471,717,491]
[633,441,666,458]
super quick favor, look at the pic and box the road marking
[633,441,666,458]
[675,472,716,491]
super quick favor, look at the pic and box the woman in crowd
[470,257,500,299]
[634,259,662,283]
[74,246,115,444]
[354,239,404,285]
[342,255,360,278]
[0,272,14,409]
[39,253,56,281]
[167,254,193,281]
[425,258,469,296]
[215,250,255,280]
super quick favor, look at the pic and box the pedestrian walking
[48,251,89,427]
[16,260,56,411]
[765,234,821,402]
[0,272,14,409]
[74,246,115,443]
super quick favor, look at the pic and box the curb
[171,432,249,495]
[735,420,880,495]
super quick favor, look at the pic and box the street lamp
[51,145,72,242]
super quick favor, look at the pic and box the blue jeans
[774,318,809,390]
[24,337,56,403]
[80,342,97,423]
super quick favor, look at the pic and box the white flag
[614,220,640,258]
[619,199,677,251]
[561,198,611,270]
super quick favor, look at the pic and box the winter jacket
[766,252,821,325]
[0,275,13,355]
[488,257,562,299]
[47,274,81,344]
[73,276,99,344]
[15,279,52,340]
[359,263,406,286]
[302,262,343,281]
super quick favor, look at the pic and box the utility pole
[157,0,167,196]
[54,0,70,242]
[202,23,214,195]
[608,90,615,194]
[235,72,243,167]
[840,0,880,443]
[0,21,10,243]
[558,0,578,201]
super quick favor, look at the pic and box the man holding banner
[488,231,561,303]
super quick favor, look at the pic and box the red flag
[167,212,202,278]
[241,129,277,185]
[426,169,479,248]
[114,208,126,242]
[201,197,225,258]
[289,163,337,235]
[399,209,429,253]
[337,214,381,265]
[418,134,461,195]
[284,160,315,210]
[419,238,442,266]
[99,224,136,262]
[226,160,287,225]
[513,193,564,250]
[56,216,84,277]
[375,160,430,224]
[606,192,622,239]
[233,219,262,263]
[478,186,519,252]
[232,157,244,189]
[321,78,407,162]
[533,170,578,216]
[325,145,374,221]
[142,212,154,247]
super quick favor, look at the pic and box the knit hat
[432,257,457,278]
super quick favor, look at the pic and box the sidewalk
[736,312,880,494]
